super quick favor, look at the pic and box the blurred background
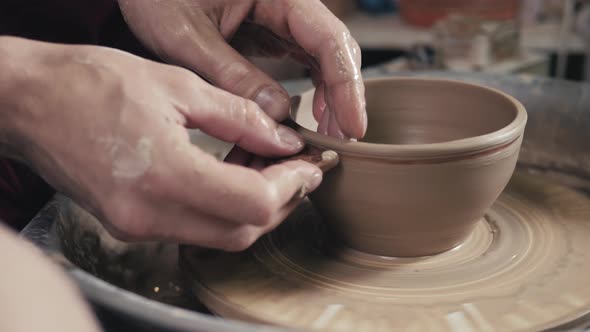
[253,0,590,82]
[3,0,589,82]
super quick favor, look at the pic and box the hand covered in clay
[118,0,367,139]
[0,37,321,250]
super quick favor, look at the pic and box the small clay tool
[272,145,339,173]
[273,119,339,173]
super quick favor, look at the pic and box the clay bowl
[290,78,527,257]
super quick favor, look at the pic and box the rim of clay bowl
[290,77,527,161]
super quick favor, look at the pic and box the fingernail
[317,108,330,135]
[277,125,304,150]
[360,96,368,137]
[361,108,368,136]
[308,170,323,191]
[255,87,290,121]
[300,166,323,192]
[328,109,347,139]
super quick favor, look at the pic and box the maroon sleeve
[0,0,116,44]
[0,159,54,230]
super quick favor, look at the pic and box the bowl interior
[363,80,517,144]
[297,79,518,146]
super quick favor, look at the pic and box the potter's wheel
[182,173,590,331]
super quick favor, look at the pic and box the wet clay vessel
[290,78,527,257]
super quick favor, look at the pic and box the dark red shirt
[0,0,120,229]
[0,161,54,229]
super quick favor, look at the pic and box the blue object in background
[357,0,397,14]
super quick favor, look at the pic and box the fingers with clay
[158,153,322,251]
[0,37,320,252]
[106,77,321,249]
[172,78,305,157]
[118,0,367,139]
[242,0,367,139]
[118,0,291,122]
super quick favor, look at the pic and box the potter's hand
[118,0,367,139]
[0,37,321,251]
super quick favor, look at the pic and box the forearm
[0,36,46,163]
